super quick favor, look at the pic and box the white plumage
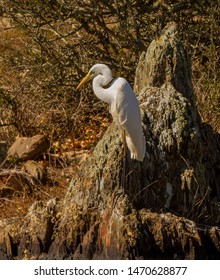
[76,64,145,161]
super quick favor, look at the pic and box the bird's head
[76,64,109,89]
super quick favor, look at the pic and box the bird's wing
[114,78,140,128]
[112,78,146,161]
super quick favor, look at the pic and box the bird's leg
[122,129,126,158]
[121,128,127,191]
[113,129,127,208]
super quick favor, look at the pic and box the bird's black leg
[121,128,126,190]
[113,129,126,208]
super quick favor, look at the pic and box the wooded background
[0,0,219,149]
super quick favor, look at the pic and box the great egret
[76,64,146,161]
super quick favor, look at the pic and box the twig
[132,179,159,202]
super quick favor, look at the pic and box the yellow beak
[76,72,92,90]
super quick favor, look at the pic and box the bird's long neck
[92,68,113,105]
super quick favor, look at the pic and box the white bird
[76,64,146,161]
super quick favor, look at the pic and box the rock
[7,135,49,162]
[0,17,12,30]
[0,169,39,197]
[0,159,47,199]
[22,160,46,183]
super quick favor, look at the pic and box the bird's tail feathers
[126,134,146,162]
